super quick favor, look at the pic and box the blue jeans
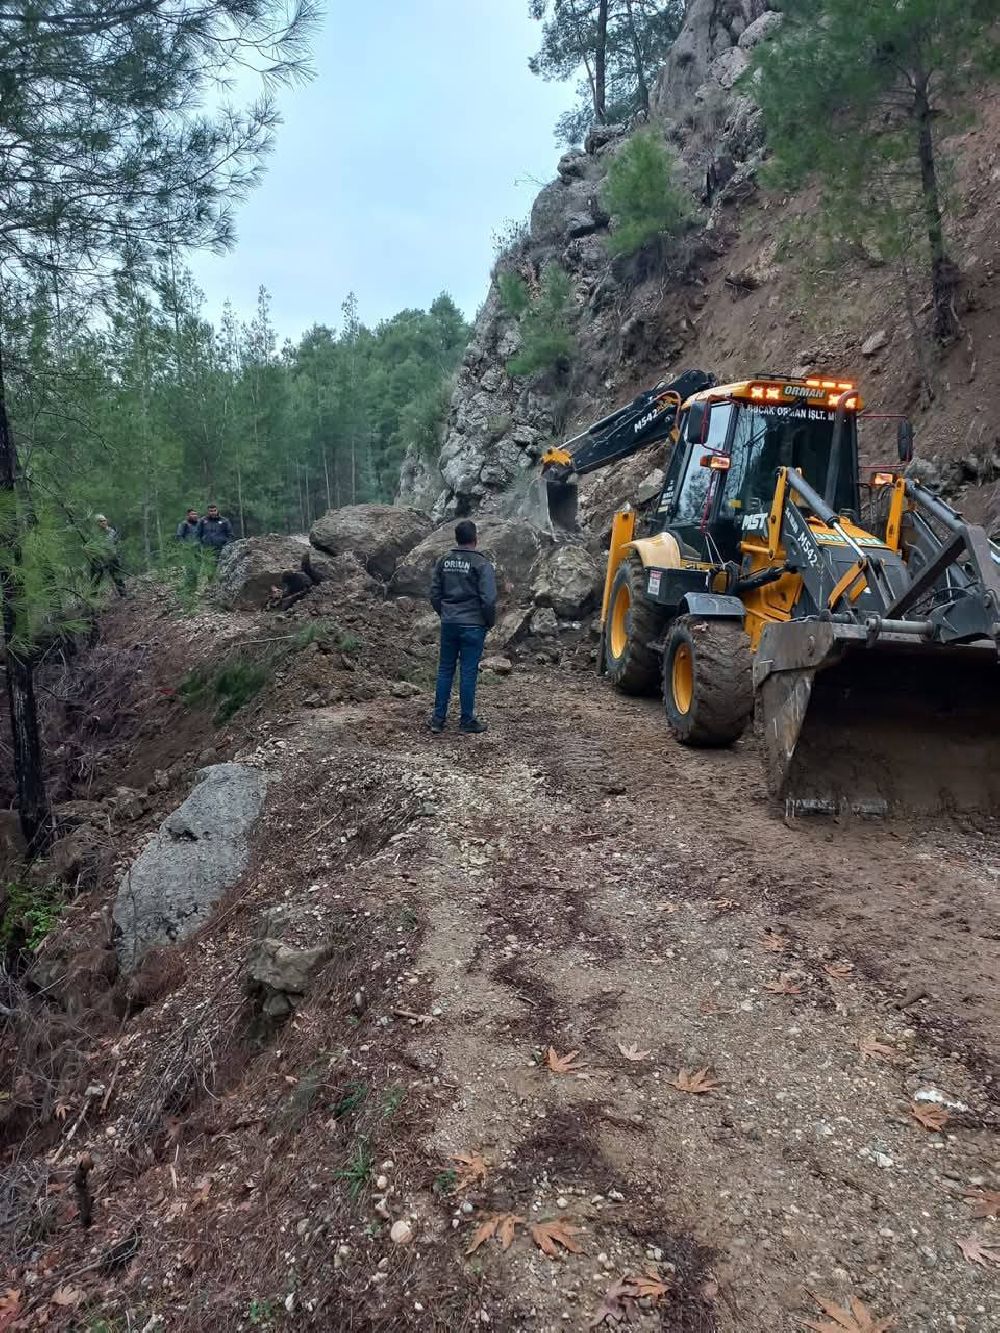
[433,623,487,724]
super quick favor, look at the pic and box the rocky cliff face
[399,0,780,521]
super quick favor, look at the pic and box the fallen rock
[492,606,534,649]
[390,681,421,698]
[246,939,330,1016]
[307,549,380,598]
[388,519,543,604]
[531,544,601,619]
[481,655,513,676]
[390,1219,414,1245]
[531,607,559,637]
[862,329,889,357]
[635,468,665,507]
[309,504,431,581]
[214,535,315,610]
[113,764,269,971]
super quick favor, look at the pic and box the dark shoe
[428,717,445,734]
[460,718,488,734]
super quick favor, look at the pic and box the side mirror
[687,399,711,443]
[700,453,730,471]
[897,419,915,463]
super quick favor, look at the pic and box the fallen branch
[73,1152,94,1228]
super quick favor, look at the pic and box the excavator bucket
[518,476,579,535]
[755,620,1000,815]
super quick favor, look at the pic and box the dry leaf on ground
[859,1036,899,1063]
[670,1067,719,1095]
[760,934,788,953]
[50,1287,84,1308]
[54,1098,72,1122]
[764,974,803,996]
[589,1271,671,1325]
[617,1042,651,1062]
[911,1103,948,1132]
[964,1187,1000,1219]
[451,1150,489,1192]
[530,1218,586,1257]
[464,1211,524,1255]
[803,1291,896,1332]
[956,1234,1000,1268]
[711,898,741,911]
[823,962,855,979]
[0,1291,21,1333]
[545,1047,585,1074]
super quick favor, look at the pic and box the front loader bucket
[755,621,1000,816]
[517,476,579,535]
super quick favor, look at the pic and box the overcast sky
[189,2,576,342]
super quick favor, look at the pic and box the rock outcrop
[113,764,268,971]
[309,504,431,581]
[398,1,780,524]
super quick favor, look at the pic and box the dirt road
[11,632,1000,1332]
[358,659,1000,1332]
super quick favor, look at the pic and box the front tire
[603,556,665,695]
[663,614,753,746]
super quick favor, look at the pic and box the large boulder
[387,519,544,605]
[214,535,311,610]
[309,504,431,581]
[113,764,268,971]
[531,543,602,619]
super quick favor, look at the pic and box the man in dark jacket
[175,508,199,541]
[196,503,233,555]
[429,519,496,734]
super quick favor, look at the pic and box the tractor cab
[650,378,863,561]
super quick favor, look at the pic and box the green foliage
[2,881,62,949]
[749,0,1000,339]
[602,130,691,257]
[179,656,271,724]
[337,1136,373,1200]
[433,1169,458,1196]
[497,271,531,318]
[504,267,577,378]
[381,1084,405,1118]
[332,1080,368,1119]
[247,1298,279,1329]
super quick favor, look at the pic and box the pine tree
[750,0,1000,344]
[529,0,685,144]
[0,0,317,853]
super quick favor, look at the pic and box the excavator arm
[534,368,715,531]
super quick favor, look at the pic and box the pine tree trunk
[624,0,649,111]
[0,346,51,855]
[323,452,332,511]
[914,75,958,342]
[595,0,609,121]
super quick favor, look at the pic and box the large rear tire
[603,556,665,695]
[663,614,753,746]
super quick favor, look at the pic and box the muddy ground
[2,605,999,1332]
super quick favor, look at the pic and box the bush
[602,130,692,257]
[502,266,576,378]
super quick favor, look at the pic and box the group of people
[174,504,234,553]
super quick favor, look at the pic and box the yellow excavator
[537,370,1000,815]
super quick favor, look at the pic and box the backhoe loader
[540,371,1000,815]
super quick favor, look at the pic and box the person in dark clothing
[429,519,497,734]
[175,508,200,541]
[196,503,233,555]
[89,514,126,596]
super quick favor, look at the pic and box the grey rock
[482,655,513,676]
[738,10,783,48]
[309,504,431,581]
[584,123,624,154]
[214,535,317,611]
[557,150,589,181]
[113,764,269,971]
[247,939,329,1000]
[531,544,602,619]
[709,46,749,90]
[492,606,534,649]
[636,468,665,506]
[861,329,889,357]
[388,519,542,604]
[530,606,560,637]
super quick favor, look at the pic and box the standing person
[196,503,233,556]
[175,508,200,541]
[90,514,126,597]
[429,519,496,734]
